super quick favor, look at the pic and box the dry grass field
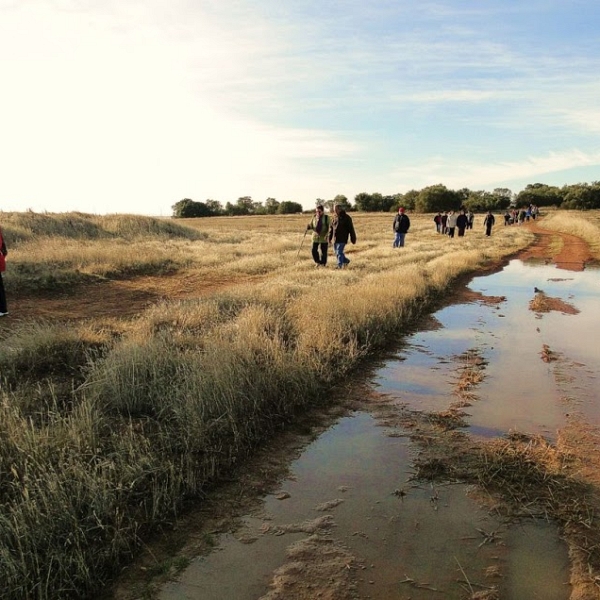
[0,209,598,599]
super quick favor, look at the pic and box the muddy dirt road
[3,220,598,599]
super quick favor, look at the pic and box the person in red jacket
[0,226,8,316]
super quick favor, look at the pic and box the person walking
[441,211,448,234]
[329,203,356,269]
[392,207,411,247]
[483,211,496,236]
[446,210,458,238]
[0,226,8,317]
[306,205,331,267]
[433,212,442,233]
[456,210,468,237]
[466,210,474,230]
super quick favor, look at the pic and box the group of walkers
[305,204,501,268]
[504,204,539,226]
[432,209,495,237]
[306,204,357,269]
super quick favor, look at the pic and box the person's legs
[398,233,406,247]
[0,274,7,314]
[334,242,347,267]
[319,242,329,265]
[311,242,321,265]
[393,232,401,247]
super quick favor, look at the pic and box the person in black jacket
[456,210,468,237]
[392,207,411,247]
[329,204,356,269]
[483,211,496,236]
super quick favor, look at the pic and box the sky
[1,0,600,215]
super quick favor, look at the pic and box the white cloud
[391,149,600,191]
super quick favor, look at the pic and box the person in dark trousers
[456,210,468,237]
[0,226,8,316]
[392,207,411,247]
[441,211,448,234]
[306,205,331,267]
[466,210,474,230]
[446,210,457,238]
[329,203,356,269]
[483,211,496,236]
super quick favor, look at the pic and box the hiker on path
[0,226,8,317]
[466,210,474,230]
[484,211,496,236]
[329,203,356,269]
[434,213,442,233]
[441,212,448,234]
[306,205,331,267]
[456,210,468,237]
[392,207,411,247]
[446,211,458,238]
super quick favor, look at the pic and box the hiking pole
[296,227,309,259]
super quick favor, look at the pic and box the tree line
[172,181,600,218]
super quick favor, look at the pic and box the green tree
[265,198,280,214]
[205,199,223,216]
[277,201,303,214]
[561,182,600,209]
[401,190,418,211]
[381,194,399,212]
[415,184,462,213]
[354,192,376,211]
[515,184,564,208]
[172,198,211,218]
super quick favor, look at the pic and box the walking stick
[296,228,309,259]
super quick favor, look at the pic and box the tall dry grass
[0,212,205,289]
[535,210,600,258]
[0,209,539,599]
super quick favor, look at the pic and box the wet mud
[108,249,600,600]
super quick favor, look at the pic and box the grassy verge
[537,210,600,259]
[0,210,539,598]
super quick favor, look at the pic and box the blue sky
[1,0,599,214]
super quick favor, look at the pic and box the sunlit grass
[0,208,542,599]
[537,210,600,258]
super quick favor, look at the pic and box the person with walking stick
[306,205,330,267]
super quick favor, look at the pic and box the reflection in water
[376,258,600,438]
[159,258,591,599]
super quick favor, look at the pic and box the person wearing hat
[392,207,410,248]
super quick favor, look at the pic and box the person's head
[398,207,405,214]
[334,203,344,215]
[315,205,324,214]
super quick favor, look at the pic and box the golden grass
[0,209,543,599]
[538,210,600,258]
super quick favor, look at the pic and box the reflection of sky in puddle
[375,258,600,437]
[160,411,570,600]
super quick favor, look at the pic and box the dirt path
[518,219,595,270]
[1,219,594,330]
[1,271,264,326]
[102,221,600,600]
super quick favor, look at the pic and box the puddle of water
[502,520,571,600]
[376,258,600,437]
[155,257,590,599]
[159,414,570,600]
